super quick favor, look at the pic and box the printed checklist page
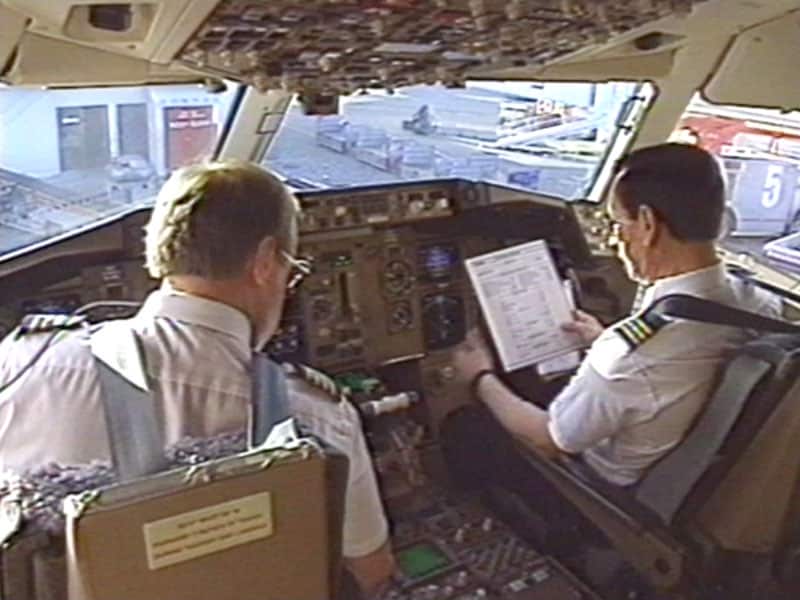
[466,239,583,372]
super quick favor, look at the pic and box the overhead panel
[3,33,201,87]
[178,0,707,99]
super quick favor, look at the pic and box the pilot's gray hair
[145,160,298,279]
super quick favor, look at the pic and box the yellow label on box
[143,492,273,570]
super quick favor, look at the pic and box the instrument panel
[0,178,592,424]
[0,178,592,390]
[297,180,464,233]
[265,181,591,375]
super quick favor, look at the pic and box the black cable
[0,301,141,394]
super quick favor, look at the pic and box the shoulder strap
[93,330,292,472]
[249,353,291,447]
[15,313,87,338]
[648,293,800,334]
[91,324,167,482]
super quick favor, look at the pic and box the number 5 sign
[762,164,785,209]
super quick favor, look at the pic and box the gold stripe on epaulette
[613,323,638,349]
[613,310,669,350]
[634,318,653,338]
[16,313,87,338]
[620,322,639,342]
[616,319,642,348]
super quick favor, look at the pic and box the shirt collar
[137,284,253,348]
[641,262,728,308]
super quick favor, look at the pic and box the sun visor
[705,10,800,112]
[3,33,202,87]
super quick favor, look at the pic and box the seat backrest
[0,436,349,600]
[634,333,800,526]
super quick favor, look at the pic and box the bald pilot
[0,161,395,596]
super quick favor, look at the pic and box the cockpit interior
[5,1,800,599]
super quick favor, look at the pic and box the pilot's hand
[434,329,494,416]
[561,309,604,345]
[452,329,494,383]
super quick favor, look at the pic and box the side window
[0,84,239,259]
[673,94,800,245]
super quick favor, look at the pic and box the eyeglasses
[280,250,313,291]
[606,217,635,247]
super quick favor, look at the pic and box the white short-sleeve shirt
[548,264,781,486]
[0,288,389,558]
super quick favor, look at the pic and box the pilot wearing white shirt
[450,143,780,488]
[548,262,778,485]
[0,161,394,595]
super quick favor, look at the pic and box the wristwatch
[469,369,495,401]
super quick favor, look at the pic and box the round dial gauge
[382,260,414,297]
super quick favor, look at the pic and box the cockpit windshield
[263,80,652,199]
[0,79,651,261]
[0,83,240,259]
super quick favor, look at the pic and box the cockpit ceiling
[178,0,705,94]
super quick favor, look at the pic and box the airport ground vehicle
[722,157,800,237]
[4,1,800,599]
[106,153,155,183]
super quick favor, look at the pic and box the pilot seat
[514,298,800,598]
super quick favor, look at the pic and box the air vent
[88,4,133,33]
[64,3,156,43]
[633,31,686,52]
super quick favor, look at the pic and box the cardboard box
[64,445,347,600]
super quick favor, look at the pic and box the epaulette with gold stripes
[612,310,670,351]
[282,362,349,403]
[15,314,87,339]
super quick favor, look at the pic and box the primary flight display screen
[418,244,461,282]
[396,542,451,580]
